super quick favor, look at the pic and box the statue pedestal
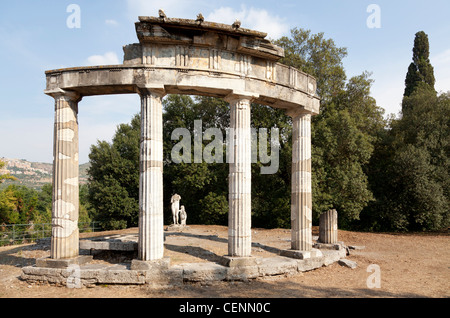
[165,224,190,232]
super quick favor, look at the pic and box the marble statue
[170,194,181,225]
[179,205,187,226]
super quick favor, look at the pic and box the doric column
[48,89,81,259]
[137,85,166,261]
[225,92,256,257]
[319,209,338,244]
[290,113,312,252]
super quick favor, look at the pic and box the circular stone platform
[21,225,348,287]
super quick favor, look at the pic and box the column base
[313,242,341,250]
[131,258,170,271]
[219,256,261,267]
[280,248,323,260]
[36,255,93,268]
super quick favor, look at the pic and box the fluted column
[138,86,166,261]
[225,93,254,257]
[49,89,81,259]
[291,113,312,251]
[319,209,338,244]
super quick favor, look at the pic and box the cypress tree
[403,31,436,111]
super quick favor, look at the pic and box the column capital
[286,107,311,119]
[136,84,166,98]
[45,88,82,103]
[224,90,259,104]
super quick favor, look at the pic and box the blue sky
[1,0,449,164]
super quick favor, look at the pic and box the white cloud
[207,5,289,39]
[126,0,195,21]
[126,1,289,39]
[86,52,120,66]
[105,19,119,26]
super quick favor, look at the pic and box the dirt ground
[0,225,448,299]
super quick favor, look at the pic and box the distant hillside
[0,158,90,190]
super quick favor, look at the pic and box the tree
[163,95,230,225]
[276,30,385,228]
[275,28,348,102]
[87,115,140,230]
[0,185,41,224]
[403,31,436,111]
[0,186,19,224]
[377,90,449,231]
[0,160,16,184]
[364,31,449,232]
[86,28,386,231]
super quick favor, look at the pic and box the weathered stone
[46,90,82,260]
[226,265,260,281]
[79,239,138,251]
[319,209,338,244]
[36,255,93,268]
[338,259,357,269]
[21,246,347,286]
[37,14,321,284]
[290,113,313,252]
[130,258,170,271]
[219,256,261,267]
[348,245,366,250]
[226,94,255,257]
[313,242,341,250]
[138,88,166,261]
[182,262,227,282]
[297,256,325,272]
[258,257,299,276]
[280,248,322,260]
[165,224,190,232]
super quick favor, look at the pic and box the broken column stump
[318,209,338,244]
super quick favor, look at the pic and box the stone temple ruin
[21,14,348,286]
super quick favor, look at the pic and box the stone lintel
[36,255,93,268]
[280,248,323,260]
[130,258,171,271]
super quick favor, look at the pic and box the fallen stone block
[348,245,366,250]
[338,259,357,269]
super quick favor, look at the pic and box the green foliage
[0,186,20,224]
[312,104,376,227]
[367,89,449,231]
[84,28,447,234]
[199,192,228,225]
[275,28,348,102]
[250,104,292,228]
[0,160,17,184]
[84,28,385,231]
[276,30,384,228]
[363,31,449,232]
[87,116,140,230]
[0,183,92,227]
[403,31,436,109]
[163,95,229,225]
